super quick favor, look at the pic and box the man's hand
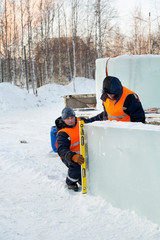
[72,154,84,165]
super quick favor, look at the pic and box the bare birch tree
[86,0,95,78]
[50,3,55,83]
[26,0,37,94]
[20,0,25,87]
[96,0,102,58]
[39,0,44,86]
[57,4,62,84]
[71,0,79,92]
[44,2,49,84]
[0,20,2,83]
[4,0,8,81]
[12,0,16,85]
[128,7,148,55]
[63,6,72,80]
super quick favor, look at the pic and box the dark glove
[72,154,84,165]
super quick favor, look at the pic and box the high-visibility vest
[56,118,81,153]
[103,86,138,122]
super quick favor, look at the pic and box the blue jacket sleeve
[80,107,108,124]
[56,131,76,162]
[123,94,145,123]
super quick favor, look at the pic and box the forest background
[0,0,160,93]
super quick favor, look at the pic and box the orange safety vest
[56,118,81,153]
[103,87,138,122]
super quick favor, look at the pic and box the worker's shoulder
[124,93,139,106]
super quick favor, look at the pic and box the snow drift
[1,77,160,240]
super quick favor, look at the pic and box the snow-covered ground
[0,78,160,240]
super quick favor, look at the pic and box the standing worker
[100,76,145,123]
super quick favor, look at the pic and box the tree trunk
[20,0,25,88]
[58,4,62,84]
[27,0,37,94]
[72,0,78,92]
[12,0,16,85]
[63,7,72,80]
[97,0,102,58]
[4,0,8,82]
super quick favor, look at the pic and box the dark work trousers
[61,158,81,185]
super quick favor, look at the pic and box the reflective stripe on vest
[107,113,128,120]
[104,87,137,122]
[70,141,80,147]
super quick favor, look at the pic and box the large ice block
[96,55,160,110]
[85,121,160,225]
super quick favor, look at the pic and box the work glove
[72,154,84,165]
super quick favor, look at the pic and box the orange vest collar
[104,87,136,122]
[57,118,81,152]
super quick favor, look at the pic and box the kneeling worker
[55,107,85,192]
[55,106,105,192]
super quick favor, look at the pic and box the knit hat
[102,76,122,95]
[61,107,75,120]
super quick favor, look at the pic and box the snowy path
[1,107,160,240]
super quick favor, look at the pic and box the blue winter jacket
[55,114,105,163]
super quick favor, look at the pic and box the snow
[0,77,160,240]
[0,83,38,112]
[88,120,160,131]
[0,77,96,113]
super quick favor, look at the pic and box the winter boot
[67,183,78,192]
[78,179,82,186]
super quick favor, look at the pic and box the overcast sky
[115,0,160,34]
